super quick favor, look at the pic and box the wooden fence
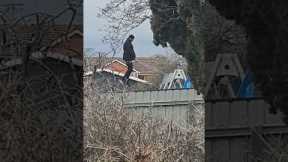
[115,89,204,127]
[109,90,288,161]
[206,98,288,162]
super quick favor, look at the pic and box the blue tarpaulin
[238,70,254,98]
[184,76,193,89]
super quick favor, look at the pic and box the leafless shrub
[0,61,82,162]
[84,75,204,162]
[84,51,109,72]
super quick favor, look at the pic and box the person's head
[128,34,135,41]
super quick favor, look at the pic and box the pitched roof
[4,24,82,58]
[0,25,83,69]
[86,57,161,75]
[14,24,82,45]
[103,60,138,74]
[84,69,150,84]
[45,29,82,59]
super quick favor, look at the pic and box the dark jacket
[123,39,136,61]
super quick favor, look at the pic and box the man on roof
[122,34,136,84]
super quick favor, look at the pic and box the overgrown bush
[84,75,204,162]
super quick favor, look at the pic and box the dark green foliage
[209,0,288,123]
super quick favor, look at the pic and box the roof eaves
[95,68,151,84]
[0,51,82,70]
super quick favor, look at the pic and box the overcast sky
[84,0,175,57]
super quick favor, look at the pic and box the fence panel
[120,89,204,127]
[206,99,288,162]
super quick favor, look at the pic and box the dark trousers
[123,61,133,82]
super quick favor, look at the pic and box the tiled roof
[14,24,82,44]
[86,57,161,75]
[47,30,83,59]
[0,25,83,69]
[7,24,82,58]
[103,60,137,74]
